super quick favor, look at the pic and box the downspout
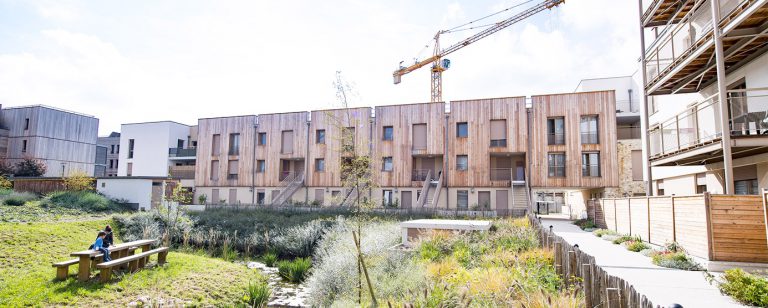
[252,121,258,204]
[369,113,374,200]
[637,0,654,196]
[444,112,449,209]
[526,103,534,214]
[305,119,311,204]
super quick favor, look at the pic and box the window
[547,117,565,145]
[256,160,266,173]
[177,139,184,149]
[24,118,29,130]
[116,145,119,153]
[228,133,240,155]
[631,150,643,181]
[456,155,468,171]
[649,96,658,115]
[735,179,759,195]
[383,190,394,206]
[456,122,468,138]
[581,152,600,177]
[342,127,355,152]
[256,191,266,205]
[281,130,293,154]
[696,173,707,194]
[109,160,114,168]
[210,160,219,180]
[315,158,325,172]
[383,126,393,141]
[382,157,393,171]
[656,180,664,196]
[490,119,506,147]
[227,160,238,180]
[316,129,325,144]
[229,189,237,204]
[128,139,135,158]
[110,145,115,154]
[457,190,469,210]
[548,153,565,177]
[412,124,427,150]
[21,140,27,153]
[258,132,267,145]
[127,163,133,176]
[580,115,599,144]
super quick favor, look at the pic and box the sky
[0,0,642,135]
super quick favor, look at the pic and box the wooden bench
[69,239,157,281]
[96,247,169,282]
[52,259,80,280]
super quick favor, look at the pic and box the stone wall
[610,139,646,198]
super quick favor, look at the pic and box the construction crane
[393,0,565,102]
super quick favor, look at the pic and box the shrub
[198,194,207,205]
[262,252,278,267]
[14,158,46,177]
[2,192,37,206]
[3,196,26,206]
[63,171,95,191]
[243,280,271,308]
[718,268,768,307]
[573,219,597,230]
[612,235,637,245]
[0,176,11,189]
[277,258,312,283]
[592,229,618,238]
[624,240,649,252]
[41,191,124,212]
[271,219,332,258]
[651,251,700,270]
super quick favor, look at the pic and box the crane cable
[443,0,534,34]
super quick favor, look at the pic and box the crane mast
[393,0,565,102]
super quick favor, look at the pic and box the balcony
[490,168,513,181]
[412,169,430,181]
[618,125,643,140]
[648,88,768,166]
[580,132,599,144]
[169,165,195,179]
[642,0,698,27]
[616,99,640,114]
[643,0,768,95]
[169,147,197,159]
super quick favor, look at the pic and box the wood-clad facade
[530,91,619,188]
[373,102,445,187]
[0,105,98,176]
[307,108,372,187]
[195,115,257,188]
[255,112,309,187]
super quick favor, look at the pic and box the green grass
[0,202,126,223]
[0,218,262,306]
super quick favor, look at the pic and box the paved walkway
[542,218,743,308]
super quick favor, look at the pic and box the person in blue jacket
[93,231,112,262]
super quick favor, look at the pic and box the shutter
[490,120,506,140]
[281,131,293,154]
[631,151,643,181]
[412,124,427,150]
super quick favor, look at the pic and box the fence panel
[672,195,709,259]
[709,195,768,262]
[628,198,650,241]
[647,197,675,246]
[615,198,632,235]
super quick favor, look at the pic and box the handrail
[430,171,443,208]
[416,169,432,207]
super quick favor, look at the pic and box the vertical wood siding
[307,107,372,187]
[195,115,257,187]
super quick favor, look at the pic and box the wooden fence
[530,215,656,308]
[595,193,768,263]
[12,177,68,195]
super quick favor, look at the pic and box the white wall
[96,178,153,210]
[575,75,639,103]
[117,122,191,177]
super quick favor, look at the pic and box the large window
[547,117,564,145]
[382,157,393,172]
[228,133,240,155]
[211,134,220,155]
[581,152,600,177]
[227,160,239,180]
[548,153,565,177]
[257,132,267,145]
[735,179,759,195]
[128,139,135,158]
[456,155,468,171]
[316,129,325,144]
[383,126,393,141]
[315,158,325,172]
[456,122,468,138]
[490,119,506,147]
[580,115,599,144]
[382,190,394,207]
[412,124,427,150]
[256,160,265,173]
[457,190,469,210]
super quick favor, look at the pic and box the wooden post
[140,244,151,268]
[56,266,68,280]
[567,250,577,284]
[99,268,111,283]
[158,251,168,265]
[646,197,651,243]
[762,190,768,255]
[705,192,715,260]
[671,195,676,242]
[77,256,90,282]
[583,263,593,308]
[554,241,562,276]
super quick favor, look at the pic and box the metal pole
[710,0,735,194]
[638,0,654,196]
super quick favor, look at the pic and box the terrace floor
[542,219,743,307]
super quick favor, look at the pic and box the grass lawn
[0,217,262,306]
[0,201,125,223]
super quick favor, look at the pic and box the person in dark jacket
[104,225,114,247]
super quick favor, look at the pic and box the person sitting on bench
[92,231,112,262]
[104,225,114,247]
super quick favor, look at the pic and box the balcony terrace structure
[642,0,768,96]
[648,87,768,166]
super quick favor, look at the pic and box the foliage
[41,191,128,212]
[14,157,46,177]
[63,171,95,191]
[717,268,768,307]
[165,183,192,205]
[271,220,331,258]
[0,219,263,306]
[624,240,650,252]
[0,159,14,176]
[262,252,278,267]
[198,194,207,205]
[573,218,597,230]
[243,279,271,308]
[592,229,618,237]
[650,251,701,270]
[277,258,312,283]
[611,235,638,245]
[0,175,12,189]
[2,192,37,206]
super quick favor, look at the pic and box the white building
[117,121,197,187]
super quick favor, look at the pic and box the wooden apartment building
[193,91,619,215]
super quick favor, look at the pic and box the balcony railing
[169,147,197,157]
[580,132,599,144]
[490,168,512,181]
[644,0,746,87]
[227,174,239,180]
[618,126,642,140]
[412,169,430,181]
[616,99,640,114]
[490,139,507,147]
[582,165,601,177]
[547,133,565,145]
[169,165,195,179]
[648,88,768,158]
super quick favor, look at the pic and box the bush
[277,258,312,283]
[14,158,46,177]
[0,176,11,189]
[718,268,768,307]
[2,192,37,206]
[612,235,637,245]
[271,220,331,258]
[592,229,618,238]
[573,219,597,230]
[624,240,650,252]
[262,252,278,267]
[63,171,95,191]
[41,191,126,212]
[650,251,701,270]
[4,196,26,206]
[243,280,271,308]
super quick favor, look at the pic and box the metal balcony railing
[643,0,746,87]
[227,174,239,180]
[490,139,507,147]
[490,168,512,181]
[582,165,601,177]
[169,165,196,179]
[169,147,197,157]
[618,126,643,140]
[548,165,565,177]
[648,88,768,159]
[547,133,565,145]
[580,133,599,144]
[412,169,430,181]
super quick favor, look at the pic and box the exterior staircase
[417,170,443,208]
[511,183,529,215]
[272,171,304,206]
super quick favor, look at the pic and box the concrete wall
[118,122,191,177]
[97,178,153,210]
